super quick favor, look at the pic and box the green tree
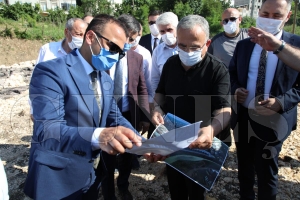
[81,0,113,16]
[240,16,255,28]
[172,1,193,20]
[200,0,224,36]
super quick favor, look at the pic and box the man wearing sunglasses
[208,8,248,67]
[98,14,150,200]
[24,14,142,200]
[139,10,162,55]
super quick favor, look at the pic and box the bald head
[221,8,242,37]
[222,8,240,17]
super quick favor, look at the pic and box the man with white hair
[150,15,231,200]
[36,18,87,63]
[150,12,178,138]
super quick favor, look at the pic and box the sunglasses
[148,21,156,25]
[94,32,125,59]
[222,17,238,25]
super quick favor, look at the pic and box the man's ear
[285,11,292,22]
[206,39,211,48]
[85,30,94,45]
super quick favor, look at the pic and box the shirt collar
[76,49,95,76]
[163,42,178,50]
[151,34,161,40]
[58,39,68,55]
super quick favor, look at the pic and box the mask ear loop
[90,32,103,55]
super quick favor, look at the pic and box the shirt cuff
[91,128,105,150]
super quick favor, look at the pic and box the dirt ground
[0,37,44,66]
[0,38,300,200]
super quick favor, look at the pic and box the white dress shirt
[109,54,130,112]
[134,45,153,103]
[151,34,161,50]
[243,31,283,109]
[151,43,178,99]
[76,49,105,150]
[36,40,67,64]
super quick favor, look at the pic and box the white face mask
[178,47,203,67]
[149,24,160,36]
[68,32,83,50]
[256,16,283,35]
[223,21,237,34]
[131,36,141,47]
[162,32,177,46]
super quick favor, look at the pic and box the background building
[235,0,263,18]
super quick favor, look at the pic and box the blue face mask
[90,35,119,71]
[123,43,132,52]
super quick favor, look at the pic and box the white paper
[126,121,201,156]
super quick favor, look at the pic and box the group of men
[21,0,300,200]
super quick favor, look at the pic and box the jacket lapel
[242,39,256,87]
[271,31,292,89]
[66,51,99,125]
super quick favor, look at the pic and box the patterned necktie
[91,71,102,121]
[153,38,158,50]
[255,49,267,104]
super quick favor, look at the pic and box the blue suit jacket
[229,31,300,141]
[24,50,134,199]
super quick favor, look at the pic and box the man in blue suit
[24,14,142,200]
[229,0,300,199]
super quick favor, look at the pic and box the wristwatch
[273,40,286,54]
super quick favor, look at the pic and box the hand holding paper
[189,126,214,149]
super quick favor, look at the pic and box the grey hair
[262,0,292,12]
[65,18,85,31]
[156,12,178,28]
[177,15,210,40]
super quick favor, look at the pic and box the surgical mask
[178,47,203,67]
[223,21,237,34]
[123,43,132,52]
[131,36,141,47]
[68,32,83,50]
[162,32,177,46]
[149,24,160,36]
[256,16,283,35]
[90,36,119,71]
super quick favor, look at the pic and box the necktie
[153,38,158,50]
[114,61,123,107]
[91,71,102,121]
[255,49,267,104]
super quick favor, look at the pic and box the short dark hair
[118,14,140,35]
[148,10,161,18]
[84,14,129,39]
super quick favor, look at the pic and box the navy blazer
[139,33,153,55]
[229,31,300,141]
[24,50,134,199]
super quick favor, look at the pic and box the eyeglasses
[222,17,238,25]
[148,21,156,25]
[178,42,207,52]
[94,31,125,59]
